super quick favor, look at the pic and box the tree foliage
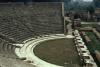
[64,0,95,12]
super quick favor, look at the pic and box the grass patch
[86,32,100,51]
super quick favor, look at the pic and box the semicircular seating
[0,2,64,67]
[15,34,66,67]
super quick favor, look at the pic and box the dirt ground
[34,38,81,66]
